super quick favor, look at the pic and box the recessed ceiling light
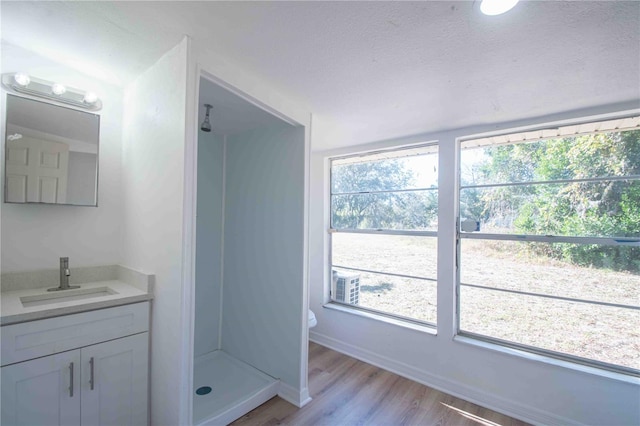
[480,0,519,15]
[52,83,66,95]
[13,73,30,87]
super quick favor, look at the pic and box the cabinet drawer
[1,302,149,366]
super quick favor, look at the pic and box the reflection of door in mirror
[6,137,69,203]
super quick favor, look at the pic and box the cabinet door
[80,333,148,426]
[1,350,81,426]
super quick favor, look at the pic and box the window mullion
[461,174,640,190]
[330,228,437,237]
[332,187,439,196]
[460,232,640,246]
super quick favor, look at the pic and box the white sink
[20,286,119,308]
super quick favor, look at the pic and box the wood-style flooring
[232,342,529,426]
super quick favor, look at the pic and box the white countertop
[1,278,153,326]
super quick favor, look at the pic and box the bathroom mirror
[4,94,100,206]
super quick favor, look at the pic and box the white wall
[309,105,640,426]
[194,130,224,357]
[1,42,123,273]
[222,124,305,390]
[121,39,189,426]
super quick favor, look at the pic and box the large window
[329,144,438,325]
[458,118,640,374]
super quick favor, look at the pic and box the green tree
[460,159,489,222]
[477,130,640,272]
[331,159,437,230]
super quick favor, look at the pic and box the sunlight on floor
[441,402,503,426]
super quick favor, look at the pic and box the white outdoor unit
[332,271,360,305]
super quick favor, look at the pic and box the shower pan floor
[193,350,279,426]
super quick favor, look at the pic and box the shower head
[201,104,213,132]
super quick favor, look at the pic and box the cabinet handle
[89,357,95,390]
[69,362,74,397]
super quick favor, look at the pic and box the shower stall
[192,75,308,425]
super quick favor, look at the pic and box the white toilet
[308,309,317,328]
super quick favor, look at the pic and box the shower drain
[196,386,212,396]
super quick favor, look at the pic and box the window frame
[328,142,440,327]
[455,120,640,377]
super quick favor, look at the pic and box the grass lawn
[332,233,640,371]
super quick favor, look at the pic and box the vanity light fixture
[1,73,102,111]
[480,0,519,15]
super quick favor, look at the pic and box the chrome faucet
[48,257,80,291]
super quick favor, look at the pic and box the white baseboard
[278,382,312,408]
[310,331,581,426]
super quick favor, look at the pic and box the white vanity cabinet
[1,302,149,426]
[80,333,148,426]
[1,349,81,425]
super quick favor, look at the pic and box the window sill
[323,302,437,336]
[454,335,640,384]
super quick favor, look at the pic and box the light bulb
[52,83,66,96]
[83,92,98,104]
[480,0,519,15]
[14,73,30,87]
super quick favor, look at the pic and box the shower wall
[221,124,305,389]
[194,131,225,357]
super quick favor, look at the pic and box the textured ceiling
[2,1,639,149]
